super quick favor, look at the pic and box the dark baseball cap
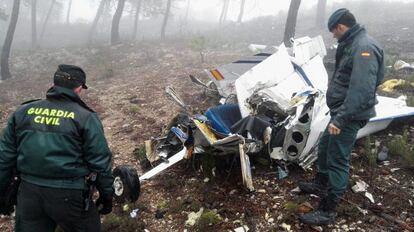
[54,64,88,89]
[328,8,349,31]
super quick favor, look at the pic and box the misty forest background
[0,0,413,81]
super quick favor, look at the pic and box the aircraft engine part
[282,109,312,162]
[247,93,287,118]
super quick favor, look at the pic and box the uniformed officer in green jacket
[298,9,384,225]
[0,64,114,231]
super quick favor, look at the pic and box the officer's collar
[338,24,365,43]
[46,86,94,112]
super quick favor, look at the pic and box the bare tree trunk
[184,0,190,23]
[283,0,301,47]
[132,0,142,41]
[0,7,8,21]
[179,0,190,34]
[315,0,327,29]
[39,0,56,44]
[88,0,107,42]
[223,0,230,22]
[66,0,72,24]
[111,0,126,45]
[1,0,20,80]
[237,0,246,24]
[219,0,230,25]
[219,1,225,24]
[161,0,172,40]
[31,0,37,48]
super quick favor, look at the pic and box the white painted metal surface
[139,148,187,181]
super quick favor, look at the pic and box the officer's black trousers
[15,181,100,232]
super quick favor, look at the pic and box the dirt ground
[0,39,414,232]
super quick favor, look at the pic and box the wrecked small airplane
[112,36,414,203]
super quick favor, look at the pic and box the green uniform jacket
[0,86,114,196]
[327,24,384,129]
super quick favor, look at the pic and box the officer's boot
[299,197,338,225]
[298,172,328,197]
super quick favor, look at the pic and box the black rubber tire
[113,165,140,203]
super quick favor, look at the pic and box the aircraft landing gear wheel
[113,165,140,203]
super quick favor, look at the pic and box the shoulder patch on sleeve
[361,52,371,57]
[21,99,41,105]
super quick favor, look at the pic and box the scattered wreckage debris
[111,36,414,204]
[394,59,414,71]
[351,180,375,204]
[380,79,414,93]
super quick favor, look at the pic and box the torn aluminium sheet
[232,37,414,169]
[234,39,330,169]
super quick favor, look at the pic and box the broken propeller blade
[189,74,219,93]
[165,86,189,111]
[189,74,209,88]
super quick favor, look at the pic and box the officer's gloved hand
[95,194,112,215]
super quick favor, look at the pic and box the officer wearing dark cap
[54,64,88,90]
[298,9,384,225]
[0,64,114,231]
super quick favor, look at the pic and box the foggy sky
[69,0,414,24]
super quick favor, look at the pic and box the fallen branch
[341,197,413,231]
[368,205,414,231]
